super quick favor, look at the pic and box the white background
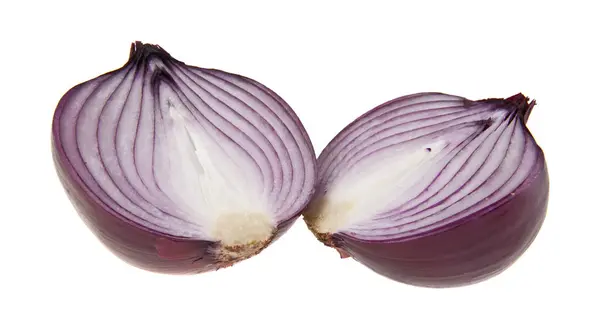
[1,1,598,329]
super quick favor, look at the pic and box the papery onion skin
[52,42,316,274]
[304,93,549,287]
[53,149,214,273]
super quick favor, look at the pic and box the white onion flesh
[54,43,316,247]
[309,93,541,241]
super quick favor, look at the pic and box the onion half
[52,42,317,274]
[304,92,549,287]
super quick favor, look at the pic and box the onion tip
[478,92,537,123]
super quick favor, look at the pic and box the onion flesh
[52,42,317,273]
[303,92,548,287]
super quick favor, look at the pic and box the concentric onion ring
[304,92,548,287]
[52,42,317,273]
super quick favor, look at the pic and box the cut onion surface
[52,42,317,274]
[304,92,549,287]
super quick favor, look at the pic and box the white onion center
[160,102,272,245]
[312,140,446,233]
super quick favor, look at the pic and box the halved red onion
[303,92,549,287]
[52,42,317,274]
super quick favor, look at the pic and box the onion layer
[303,92,549,287]
[52,42,317,274]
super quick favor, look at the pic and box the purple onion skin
[53,146,297,273]
[52,143,213,274]
[53,107,299,274]
[339,160,548,287]
[51,43,315,274]
[306,94,549,288]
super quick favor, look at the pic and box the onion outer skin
[53,148,298,273]
[52,145,213,274]
[340,160,548,287]
[304,93,549,287]
[51,42,316,274]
